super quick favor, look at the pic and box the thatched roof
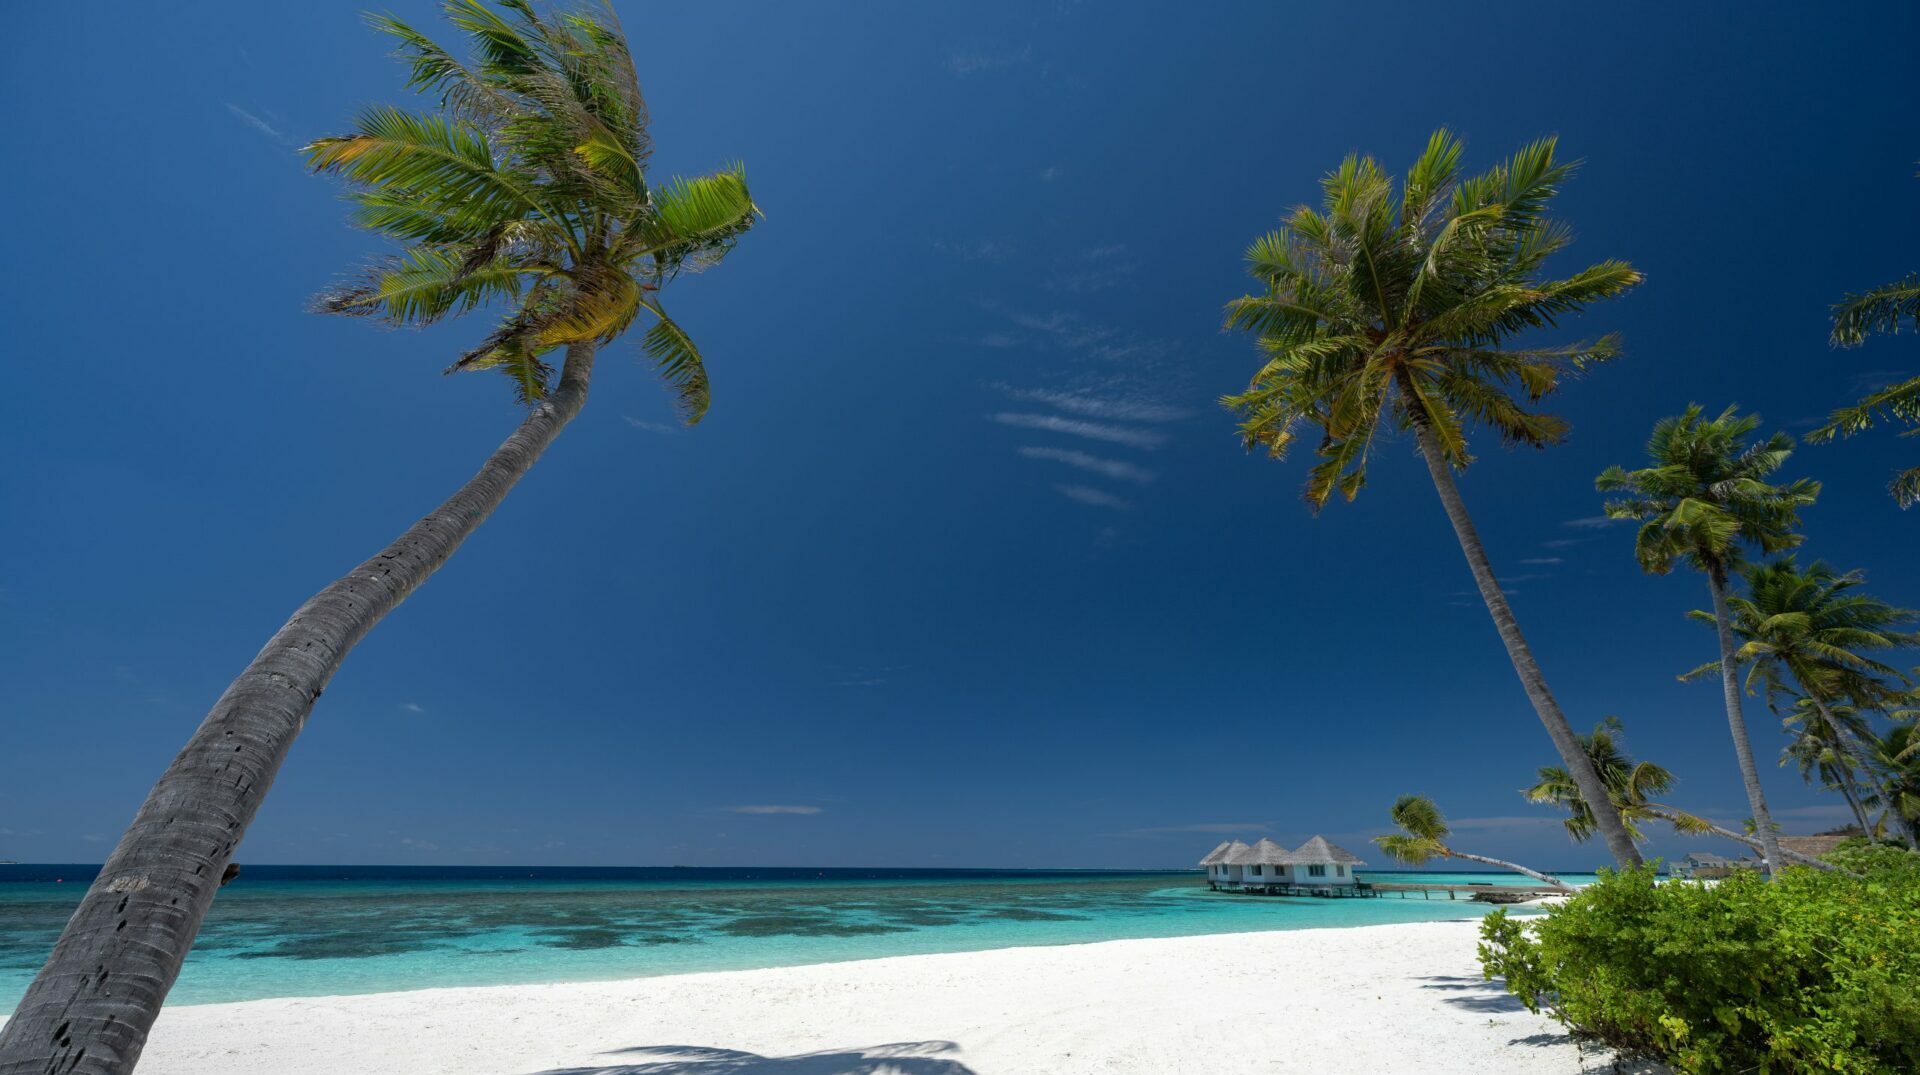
[1285,835,1366,866]
[1200,839,1249,867]
[1779,831,1855,860]
[1235,838,1292,866]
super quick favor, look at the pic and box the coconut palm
[1707,559,1920,848]
[1869,722,1920,840]
[1782,695,1877,836]
[1221,129,1646,867]
[1522,718,1840,870]
[1524,717,1676,843]
[1596,405,1818,875]
[0,5,757,1072]
[1373,795,1571,891]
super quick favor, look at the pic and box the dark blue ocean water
[0,865,1584,1010]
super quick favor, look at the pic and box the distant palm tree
[1221,129,1646,867]
[1707,559,1920,849]
[1374,794,1571,891]
[0,5,757,1073]
[1519,719,1837,869]
[1524,717,1676,843]
[1809,166,1919,507]
[1596,405,1818,875]
[1868,722,1920,840]
[1782,695,1876,836]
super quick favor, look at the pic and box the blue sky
[3,1,1918,870]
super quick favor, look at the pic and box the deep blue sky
[4,1,1918,870]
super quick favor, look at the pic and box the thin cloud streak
[225,103,286,143]
[726,805,823,815]
[991,412,1166,449]
[1018,446,1156,483]
[1056,485,1130,509]
[994,383,1189,422]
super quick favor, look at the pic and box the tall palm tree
[1808,166,1919,507]
[1708,559,1920,849]
[1524,717,1676,843]
[1596,405,1818,876]
[1221,130,1646,867]
[1373,795,1571,891]
[0,5,757,1072]
[1868,722,1920,841]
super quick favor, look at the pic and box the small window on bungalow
[1252,865,1263,876]
[1336,865,1346,877]
[1308,864,1326,877]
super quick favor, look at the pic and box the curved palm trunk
[1407,420,1643,868]
[0,342,598,1075]
[1705,568,1784,878]
[1642,804,1837,872]
[1443,850,1572,892]
[1829,763,1875,839]
[1809,696,1918,850]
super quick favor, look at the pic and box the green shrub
[1478,858,1920,1073]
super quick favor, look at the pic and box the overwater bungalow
[1199,835,1366,893]
[1199,839,1250,887]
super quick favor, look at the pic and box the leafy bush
[1478,858,1920,1073]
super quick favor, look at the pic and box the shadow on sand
[525,1041,979,1075]
[1414,973,1530,1013]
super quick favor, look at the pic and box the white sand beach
[130,919,1616,1075]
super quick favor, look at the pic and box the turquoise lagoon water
[0,866,1598,1011]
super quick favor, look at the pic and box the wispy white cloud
[1542,538,1585,549]
[1018,446,1156,483]
[934,238,1014,262]
[225,103,287,143]
[623,415,681,435]
[1444,815,1563,833]
[1563,515,1622,530]
[947,43,1032,75]
[991,412,1166,449]
[401,702,425,714]
[993,383,1188,423]
[1519,557,1564,565]
[1039,164,1062,182]
[1056,484,1130,509]
[726,805,823,815]
[1047,245,1135,294]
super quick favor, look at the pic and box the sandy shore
[129,919,1614,1074]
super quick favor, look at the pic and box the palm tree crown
[1706,559,1918,709]
[1596,404,1818,578]
[1374,793,1453,864]
[1524,717,1678,843]
[1220,129,1641,507]
[306,0,757,411]
[1807,374,1920,507]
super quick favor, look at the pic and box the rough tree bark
[1407,418,1645,868]
[0,342,598,1075]
[1705,567,1784,877]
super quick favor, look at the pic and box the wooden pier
[1209,881,1550,904]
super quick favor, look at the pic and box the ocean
[0,865,1598,1011]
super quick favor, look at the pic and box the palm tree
[1710,559,1920,849]
[1808,166,1919,507]
[0,5,757,1072]
[1782,695,1876,836]
[1868,722,1920,841]
[1522,718,1840,870]
[1373,795,1571,891]
[1596,405,1818,876]
[1524,717,1676,843]
[1220,129,1646,867]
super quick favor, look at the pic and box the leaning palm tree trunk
[1705,568,1784,876]
[1443,850,1572,892]
[1409,421,1644,868]
[1809,696,1918,849]
[0,343,596,1075]
[1641,804,1837,872]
